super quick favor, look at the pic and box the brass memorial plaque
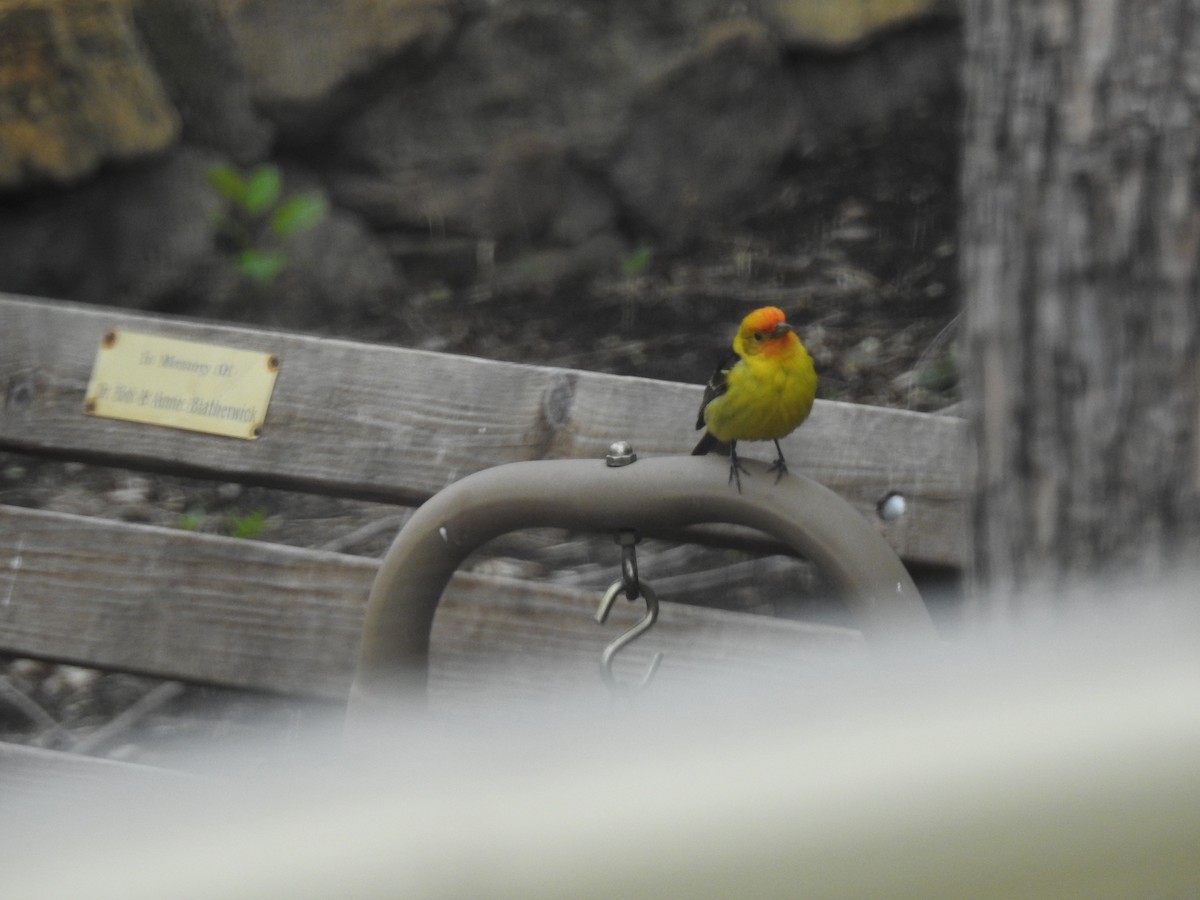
[84,330,280,440]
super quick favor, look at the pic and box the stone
[0,146,222,307]
[0,0,179,190]
[791,23,962,141]
[0,143,403,327]
[214,0,462,138]
[333,3,659,234]
[611,19,802,241]
[130,0,273,164]
[478,134,617,245]
[764,0,956,50]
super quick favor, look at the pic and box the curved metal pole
[349,455,934,712]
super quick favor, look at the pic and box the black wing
[695,349,738,430]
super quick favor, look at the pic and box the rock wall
[0,0,179,186]
[0,0,960,332]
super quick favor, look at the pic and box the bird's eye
[753,332,765,341]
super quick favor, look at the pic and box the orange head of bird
[734,306,796,358]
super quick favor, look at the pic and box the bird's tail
[691,432,719,456]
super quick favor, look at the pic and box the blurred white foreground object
[2,600,1199,899]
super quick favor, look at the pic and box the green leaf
[207,166,247,204]
[271,193,326,237]
[178,510,204,531]
[242,165,282,216]
[621,244,653,276]
[917,351,959,391]
[227,510,268,540]
[236,249,288,283]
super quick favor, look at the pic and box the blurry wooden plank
[0,506,861,703]
[428,562,862,713]
[0,294,964,565]
[0,505,373,700]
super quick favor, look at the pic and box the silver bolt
[605,440,638,467]
[878,491,907,522]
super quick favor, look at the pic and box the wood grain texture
[962,0,1200,608]
[0,506,861,705]
[0,294,965,565]
[0,505,372,699]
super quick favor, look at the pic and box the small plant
[916,349,959,392]
[226,510,269,540]
[178,509,204,531]
[208,164,327,284]
[621,243,654,277]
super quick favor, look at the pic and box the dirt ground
[376,102,961,405]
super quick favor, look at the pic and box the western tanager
[692,306,817,490]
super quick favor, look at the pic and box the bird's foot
[727,444,749,493]
[727,459,750,492]
[768,441,789,484]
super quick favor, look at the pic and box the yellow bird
[692,306,817,490]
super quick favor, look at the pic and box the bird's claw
[727,457,749,493]
[767,440,790,484]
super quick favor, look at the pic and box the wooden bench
[0,293,966,778]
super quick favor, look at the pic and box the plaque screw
[267,355,280,372]
[102,331,117,348]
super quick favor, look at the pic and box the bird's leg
[727,441,749,492]
[767,439,789,483]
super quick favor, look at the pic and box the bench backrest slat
[0,295,966,566]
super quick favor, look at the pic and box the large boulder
[0,0,179,190]
[764,0,957,49]
[213,0,462,139]
[0,147,221,306]
[332,3,653,236]
[130,0,273,164]
[611,19,802,241]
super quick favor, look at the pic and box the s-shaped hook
[594,530,663,693]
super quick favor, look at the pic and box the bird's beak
[771,322,794,338]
